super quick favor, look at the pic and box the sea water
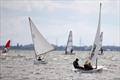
[0,50,120,80]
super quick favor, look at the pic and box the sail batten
[29,17,54,57]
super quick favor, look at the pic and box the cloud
[1,0,119,13]
[0,0,119,46]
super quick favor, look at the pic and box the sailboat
[2,40,11,54]
[84,3,103,72]
[74,3,103,73]
[65,30,74,54]
[98,32,104,55]
[28,17,54,64]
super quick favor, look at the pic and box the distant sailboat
[28,17,54,64]
[2,40,10,53]
[98,32,103,55]
[65,30,74,54]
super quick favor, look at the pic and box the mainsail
[89,22,101,61]
[29,17,54,59]
[2,40,10,53]
[65,30,73,54]
[88,3,102,68]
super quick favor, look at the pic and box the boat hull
[73,68,103,73]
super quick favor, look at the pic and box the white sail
[89,3,102,66]
[65,30,73,54]
[89,23,101,62]
[29,17,54,58]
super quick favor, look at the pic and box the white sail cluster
[28,3,103,66]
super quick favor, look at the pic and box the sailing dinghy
[2,40,10,54]
[65,30,74,54]
[29,17,54,64]
[98,32,103,55]
[74,3,104,73]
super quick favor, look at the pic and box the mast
[56,38,58,47]
[98,3,102,31]
[79,37,81,48]
[29,17,37,59]
[96,3,102,68]
[96,58,98,69]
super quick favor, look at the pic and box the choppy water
[0,50,120,80]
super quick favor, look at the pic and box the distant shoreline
[0,45,120,51]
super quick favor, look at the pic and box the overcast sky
[0,0,119,46]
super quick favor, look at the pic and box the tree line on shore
[0,44,120,51]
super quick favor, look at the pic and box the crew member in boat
[2,48,7,53]
[73,58,84,69]
[37,56,42,61]
[84,60,93,70]
[71,49,73,54]
[100,47,103,54]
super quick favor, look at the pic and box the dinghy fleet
[1,3,105,73]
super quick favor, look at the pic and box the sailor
[73,58,84,70]
[37,56,42,61]
[101,48,103,54]
[71,49,73,54]
[2,48,7,53]
[84,60,93,70]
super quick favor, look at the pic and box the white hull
[73,68,103,73]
